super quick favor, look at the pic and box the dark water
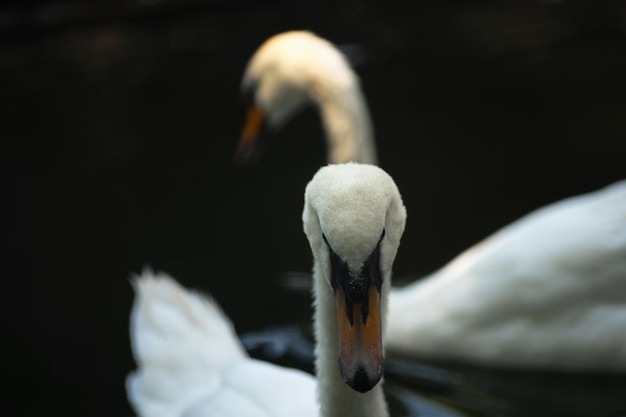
[2,1,625,416]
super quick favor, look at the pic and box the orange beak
[336,285,383,393]
[234,105,264,164]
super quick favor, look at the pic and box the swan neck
[313,81,377,165]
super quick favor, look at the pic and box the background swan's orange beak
[336,285,383,393]
[235,105,264,164]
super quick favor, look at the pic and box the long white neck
[312,78,377,165]
[313,263,389,417]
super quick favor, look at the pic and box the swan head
[303,163,406,393]
[236,31,356,165]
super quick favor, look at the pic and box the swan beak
[336,285,383,393]
[235,105,265,165]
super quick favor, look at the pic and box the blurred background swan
[236,30,626,373]
[127,164,407,417]
[236,31,377,165]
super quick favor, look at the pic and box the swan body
[238,31,626,372]
[387,180,626,372]
[127,163,407,417]
[236,31,377,165]
[126,272,317,417]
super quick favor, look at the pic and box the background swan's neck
[312,79,377,165]
[313,263,389,417]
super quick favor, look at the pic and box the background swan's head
[237,31,357,164]
[303,163,406,393]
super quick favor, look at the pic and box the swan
[126,163,407,417]
[235,31,377,165]
[235,30,626,372]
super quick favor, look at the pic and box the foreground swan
[127,163,407,417]
[235,30,626,372]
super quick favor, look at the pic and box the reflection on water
[2,1,626,417]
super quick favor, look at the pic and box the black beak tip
[345,367,382,393]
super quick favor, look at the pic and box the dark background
[1,1,625,416]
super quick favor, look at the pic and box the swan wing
[181,360,317,417]
[126,269,317,417]
[126,269,247,417]
[388,180,626,371]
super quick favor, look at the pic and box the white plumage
[387,180,626,371]
[126,272,317,417]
